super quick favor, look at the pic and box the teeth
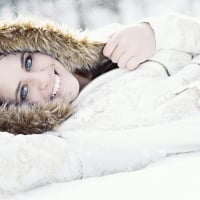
[52,74,60,97]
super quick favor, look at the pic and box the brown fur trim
[0,99,73,135]
[0,18,105,135]
[0,18,105,72]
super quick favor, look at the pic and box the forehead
[0,53,21,66]
[0,53,22,102]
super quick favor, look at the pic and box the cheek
[27,89,46,104]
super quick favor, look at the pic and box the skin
[0,52,89,104]
[103,23,156,70]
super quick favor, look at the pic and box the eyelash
[20,54,32,102]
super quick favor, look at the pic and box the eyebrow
[20,52,25,69]
[15,53,25,102]
[15,81,21,102]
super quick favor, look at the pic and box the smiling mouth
[51,70,60,99]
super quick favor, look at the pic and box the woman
[0,16,155,135]
[1,13,200,195]
[0,13,200,135]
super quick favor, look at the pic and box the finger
[110,46,125,63]
[118,53,134,68]
[126,57,141,70]
[103,39,118,58]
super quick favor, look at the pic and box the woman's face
[0,52,80,104]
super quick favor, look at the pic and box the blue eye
[20,85,28,102]
[25,55,32,71]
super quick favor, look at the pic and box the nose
[30,71,50,90]
[24,70,52,102]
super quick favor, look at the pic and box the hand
[103,23,156,70]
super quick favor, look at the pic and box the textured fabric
[64,49,200,131]
[146,13,200,54]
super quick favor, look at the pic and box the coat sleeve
[143,13,200,54]
[61,119,200,179]
[0,133,82,195]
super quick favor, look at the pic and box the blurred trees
[0,0,198,29]
[10,0,18,17]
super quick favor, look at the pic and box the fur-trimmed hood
[0,18,106,135]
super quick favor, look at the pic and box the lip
[50,69,61,100]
